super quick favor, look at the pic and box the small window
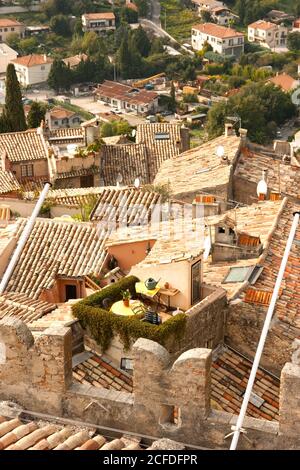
[41,65,45,70]
[218,227,226,234]
[120,358,133,372]
[21,164,34,178]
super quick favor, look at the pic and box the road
[140,18,194,56]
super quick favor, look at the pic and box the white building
[0,18,25,43]
[248,20,289,50]
[82,12,116,34]
[11,54,53,87]
[211,6,239,25]
[191,0,224,15]
[192,23,244,58]
[0,43,17,74]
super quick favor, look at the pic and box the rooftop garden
[72,275,187,352]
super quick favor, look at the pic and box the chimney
[180,124,190,151]
[239,128,248,143]
[225,123,234,137]
[1,151,11,172]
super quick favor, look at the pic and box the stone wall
[0,317,72,415]
[170,286,227,356]
[2,317,300,449]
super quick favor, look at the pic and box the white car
[113,109,123,115]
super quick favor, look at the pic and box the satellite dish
[257,170,268,197]
[216,145,225,158]
[116,173,123,184]
[134,177,140,189]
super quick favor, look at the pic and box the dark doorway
[80,175,94,187]
[65,284,77,301]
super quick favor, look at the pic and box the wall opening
[159,405,181,429]
[0,342,6,364]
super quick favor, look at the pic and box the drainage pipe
[230,211,300,450]
[0,182,51,295]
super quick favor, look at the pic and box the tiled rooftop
[192,22,244,38]
[0,129,48,162]
[55,166,100,180]
[0,292,56,324]
[73,351,133,393]
[237,199,300,329]
[49,127,85,144]
[203,199,285,298]
[0,169,20,194]
[269,73,299,92]
[154,134,241,198]
[12,54,53,67]
[62,53,88,69]
[211,346,280,421]
[90,187,161,225]
[101,143,149,185]
[6,218,108,299]
[234,146,300,200]
[46,187,104,207]
[136,123,183,180]
[95,80,157,106]
[0,413,160,450]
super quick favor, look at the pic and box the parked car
[112,109,123,115]
[160,110,173,117]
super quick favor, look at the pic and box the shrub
[73,275,187,352]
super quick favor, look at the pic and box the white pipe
[0,182,51,295]
[230,211,300,450]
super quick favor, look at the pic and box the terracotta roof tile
[73,351,133,392]
[155,134,241,198]
[269,73,299,92]
[62,53,88,69]
[248,20,277,30]
[0,129,48,162]
[95,80,157,106]
[0,292,56,324]
[0,19,23,27]
[192,22,244,38]
[211,346,280,421]
[6,218,108,299]
[83,12,115,20]
[0,169,20,194]
[12,54,53,67]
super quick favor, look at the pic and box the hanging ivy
[72,276,186,352]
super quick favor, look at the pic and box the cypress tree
[27,102,46,129]
[4,63,26,132]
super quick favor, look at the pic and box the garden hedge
[72,275,186,352]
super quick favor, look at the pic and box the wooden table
[110,299,144,317]
[158,287,180,309]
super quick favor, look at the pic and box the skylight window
[223,265,264,284]
[155,132,170,140]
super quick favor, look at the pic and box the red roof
[248,20,276,31]
[269,73,299,92]
[95,80,158,106]
[192,22,244,39]
[12,54,53,67]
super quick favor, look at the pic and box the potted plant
[122,289,131,307]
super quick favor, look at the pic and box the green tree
[287,32,300,51]
[48,59,72,92]
[50,14,71,37]
[4,64,26,132]
[27,102,47,129]
[169,81,176,112]
[207,82,296,144]
[132,26,151,57]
